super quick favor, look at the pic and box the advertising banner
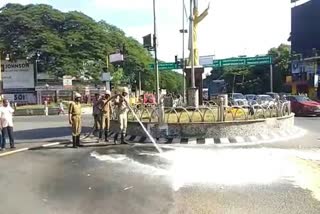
[3,93,37,104]
[2,60,34,89]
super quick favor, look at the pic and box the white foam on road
[91,147,320,202]
[90,151,168,176]
[91,151,128,162]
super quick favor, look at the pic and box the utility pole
[182,0,186,103]
[153,0,160,105]
[190,0,195,89]
[270,64,273,92]
[139,71,142,96]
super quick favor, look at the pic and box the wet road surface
[0,116,320,213]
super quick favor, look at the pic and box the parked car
[228,93,248,106]
[245,94,256,101]
[255,95,275,107]
[245,94,256,105]
[279,93,291,101]
[287,95,320,116]
[266,92,280,101]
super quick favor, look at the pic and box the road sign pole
[270,64,273,92]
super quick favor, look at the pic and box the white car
[255,95,275,107]
[229,93,248,106]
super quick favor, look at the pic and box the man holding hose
[114,87,129,144]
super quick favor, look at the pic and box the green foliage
[160,70,183,94]
[268,44,291,92]
[0,3,205,94]
[206,44,291,94]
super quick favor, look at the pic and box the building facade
[289,0,320,98]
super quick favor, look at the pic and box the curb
[104,127,306,146]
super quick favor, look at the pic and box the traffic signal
[175,55,182,69]
[174,55,185,69]
[143,34,153,50]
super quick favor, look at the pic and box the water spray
[101,94,163,153]
[125,102,163,153]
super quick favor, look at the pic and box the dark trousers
[2,126,14,148]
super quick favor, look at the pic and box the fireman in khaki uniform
[99,90,112,142]
[114,87,129,144]
[68,92,82,148]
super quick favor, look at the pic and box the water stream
[125,103,163,153]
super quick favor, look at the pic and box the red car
[287,95,320,116]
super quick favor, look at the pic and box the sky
[0,0,311,62]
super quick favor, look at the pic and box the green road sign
[149,62,179,70]
[212,56,272,68]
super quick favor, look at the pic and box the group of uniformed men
[68,87,129,148]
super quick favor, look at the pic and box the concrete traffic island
[108,102,304,145]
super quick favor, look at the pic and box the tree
[268,44,291,92]
[0,3,194,93]
[204,44,291,94]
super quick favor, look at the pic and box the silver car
[255,95,275,107]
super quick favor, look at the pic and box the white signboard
[199,55,214,67]
[291,60,301,74]
[101,72,111,81]
[109,53,124,63]
[63,78,72,86]
[2,60,34,89]
[3,93,37,104]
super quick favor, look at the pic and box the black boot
[72,136,77,148]
[121,133,127,144]
[76,136,83,147]
[98,130,103,141]
[104,130,109,142]
[114,133,118,144]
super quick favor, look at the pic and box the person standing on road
[99,90,113,142]
[58,100,65,115]
[0,99,15,151]
[68,93,82,148]
[114,87,129,144]
[92,93,101,134]
[44,99,49,116]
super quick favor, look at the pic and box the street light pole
[190,0,195,89]
[182,0,186,103]
[153,0,160,105]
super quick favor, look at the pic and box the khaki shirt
[69,102,81,115]
[117,96,129,114]
[101,99,112,117]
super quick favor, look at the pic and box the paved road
[1,116,320,213]
[13,115,94,144]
